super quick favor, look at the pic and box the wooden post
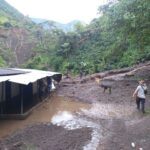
[20,85,23,114]
[1,82,4,114]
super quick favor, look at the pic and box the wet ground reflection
[0,95,90,138]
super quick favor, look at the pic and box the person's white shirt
[134,84,147,99]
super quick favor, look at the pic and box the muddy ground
[0,124,92,150]
[0,63,150,150]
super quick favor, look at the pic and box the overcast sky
[5,0,107,24]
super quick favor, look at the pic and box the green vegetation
[0,0,35,28]
[0,0,39,67]
[0,0,150,74]
[0,56,6,67]
[26,0,149,74]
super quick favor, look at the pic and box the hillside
[0,0,34,28]
[0,0,38,67]
[26,0,150,74]
[0,0,149,75]
[0,0,81,67]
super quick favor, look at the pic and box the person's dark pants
[136,97,145,113]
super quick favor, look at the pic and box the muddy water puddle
[51,111,102,150]
[0,95,90,139]
[50,102,137,150]
[0,95,140,150]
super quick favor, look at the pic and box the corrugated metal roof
[0,68,27,76]
[0,76,9,82]
[0,68,61,85]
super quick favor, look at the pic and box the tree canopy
[1,0,150,74]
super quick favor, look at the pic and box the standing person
[133,80,148,113]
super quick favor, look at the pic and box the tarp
[0,68,62,85]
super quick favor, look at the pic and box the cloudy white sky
[5,0,107,24]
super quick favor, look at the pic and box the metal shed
[0,68,62,118]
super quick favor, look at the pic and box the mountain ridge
[31,18,83,32]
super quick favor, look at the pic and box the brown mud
[0,62,150,150]
[0,96,90,139]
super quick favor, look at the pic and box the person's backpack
[144,89,148,94]
[141,86,148,94]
